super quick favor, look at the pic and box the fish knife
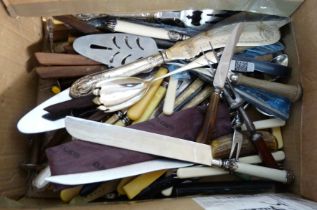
[70,22,280,98]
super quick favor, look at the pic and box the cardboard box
[0,0,317,208]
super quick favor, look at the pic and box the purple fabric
[46,104,232,176]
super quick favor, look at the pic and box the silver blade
[213,23,243,89]
[73,33,159,67]
[65,116,212,166]
[46,159,192,185]
[17,89,71,134]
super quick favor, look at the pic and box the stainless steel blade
[46,159,192,185]
[65,116,213,166]
[213,23,243,89]
[73,33,159,67]
[17,89,71,134]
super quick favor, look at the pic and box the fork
[229,114,244,161]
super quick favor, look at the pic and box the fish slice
[17,89,71,134]
[65,117,293,183]
[73,33,159,67]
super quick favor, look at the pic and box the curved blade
[17,89,71,134]
[46,159,191,185]
[73,33,159,67]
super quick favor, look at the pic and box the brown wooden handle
[196,91,220,144]
[232,74,302,102]
[252,132,279,168]
[35,65,105,79]
[35,52,100,66]
[53,15,100,34]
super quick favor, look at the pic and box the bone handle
[231,74,302,102]
[60,186,82,203]
[127,68,168,121]
[174,78,204,108]
[113,19,188,41]
[176,151,285,179]
[163,77,178,115]
[134,85,166,123]
[182,86,212,110]
[241,118,286,131]
[233,162,291,183]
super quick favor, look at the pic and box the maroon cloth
[46,104,232,175]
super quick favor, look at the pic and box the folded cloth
[46,104,232,175]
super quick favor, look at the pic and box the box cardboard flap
[0,2,42,198]
[3,0,303,17]
[292,0,317,201]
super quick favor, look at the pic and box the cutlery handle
[196,90,220,144]
[70,53,165,97]
[35,52,100,66]
[36,65,105,79]
[128,68,168,121]
[108,19,189,41]
[182,86,212,110]
[134,85,167,124]
[177,151,285,179]
[251,133,279,168]
[211,131,277,159]
[230,161,292,183]
[53,15,100,34]
[231,74,302,102]
[163,77,178,115]
[239,107,279,168]
[174,78,204,108]
[60,186,82,203]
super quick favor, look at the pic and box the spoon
[271,54,288,67]
[93,52,217,112]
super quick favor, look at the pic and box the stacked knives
[18,11,301,203]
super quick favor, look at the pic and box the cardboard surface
[292,0,317,201]
[1,0,317,207]
[0,2,42,198]
[3,0,303,17]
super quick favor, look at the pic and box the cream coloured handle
[163,77,178,115]
[114,20,189,41]
[177,151,285,179]
[234,162,290,183]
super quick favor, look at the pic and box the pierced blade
[213,23,243,89]
[65,116,213,166]
[73,34,159,67]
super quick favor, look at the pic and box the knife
[64,116,293,183]
[196,23,243,144]
[17,89,71,134]
[45,159,191,185]
[70,22,280,97]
